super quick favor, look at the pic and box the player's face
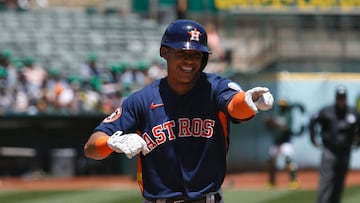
[336,96,346,109]
[163,47,202,87]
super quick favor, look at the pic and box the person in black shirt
[309,85,360,203]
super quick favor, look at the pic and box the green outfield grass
[0,186,360,203]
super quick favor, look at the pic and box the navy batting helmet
[160,19,211,70]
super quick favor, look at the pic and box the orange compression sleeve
[95,136,113,157]
[227,91,256,120]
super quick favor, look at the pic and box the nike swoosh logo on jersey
[150,103,164,109]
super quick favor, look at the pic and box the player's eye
[188,52,203,60]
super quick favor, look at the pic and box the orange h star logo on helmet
[188,28,202,41]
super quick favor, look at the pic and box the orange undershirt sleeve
[95,136,113,157]
[227,91,256,120]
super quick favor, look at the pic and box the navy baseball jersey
[94,72,243,199]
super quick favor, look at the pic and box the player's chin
[177,73,200,84]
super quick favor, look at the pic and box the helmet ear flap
[200,53,209,71]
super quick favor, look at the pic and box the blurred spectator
[45,67,67,100]
[44,67,73,115]
[17,0,30,10]
[34,0,48,8]
[80,53,105,87]
[108,62,126,84]
[204,22,228,74]
[1,0,17,10]
[147,59,167,81]
[11,62,30,114]
[12,88,30,114]
[133,61,152,88]
[176,0,187,19]
[79,77,102,114]
[0,49,164,115]
[2,0,49,11]
[101,64,120,95]
[66,74,84,114]
[205,22,226,62]
[119,62,135,89]
[21,56,48,100]
[0,49,18,92]
[0,67,11,114]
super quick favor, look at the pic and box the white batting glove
[245,87,274,112]
[107,131,149,159]
[255,91,274,111]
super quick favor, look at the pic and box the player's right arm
[84,131,112,160]
[228,87,273,120]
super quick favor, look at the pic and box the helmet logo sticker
[188,28,202,41]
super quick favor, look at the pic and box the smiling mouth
[180,66,194,73]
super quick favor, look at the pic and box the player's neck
[167,79,195,96]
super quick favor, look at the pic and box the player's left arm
[227,87,274,120]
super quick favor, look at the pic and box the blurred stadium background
[0,0,360,180]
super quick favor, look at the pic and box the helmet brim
[162,41,211,54]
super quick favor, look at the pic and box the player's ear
[160,46,168,59]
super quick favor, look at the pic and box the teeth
[181,66,193,72]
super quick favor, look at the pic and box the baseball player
[264,99,304,189]
[84,19,274,203]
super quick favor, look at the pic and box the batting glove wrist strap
[95,136,113,157]
[107,131,149,159]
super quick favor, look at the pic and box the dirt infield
[1,170,360,191]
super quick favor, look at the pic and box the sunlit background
[0,0,359,180]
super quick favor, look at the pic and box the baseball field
[1,170,360,203]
